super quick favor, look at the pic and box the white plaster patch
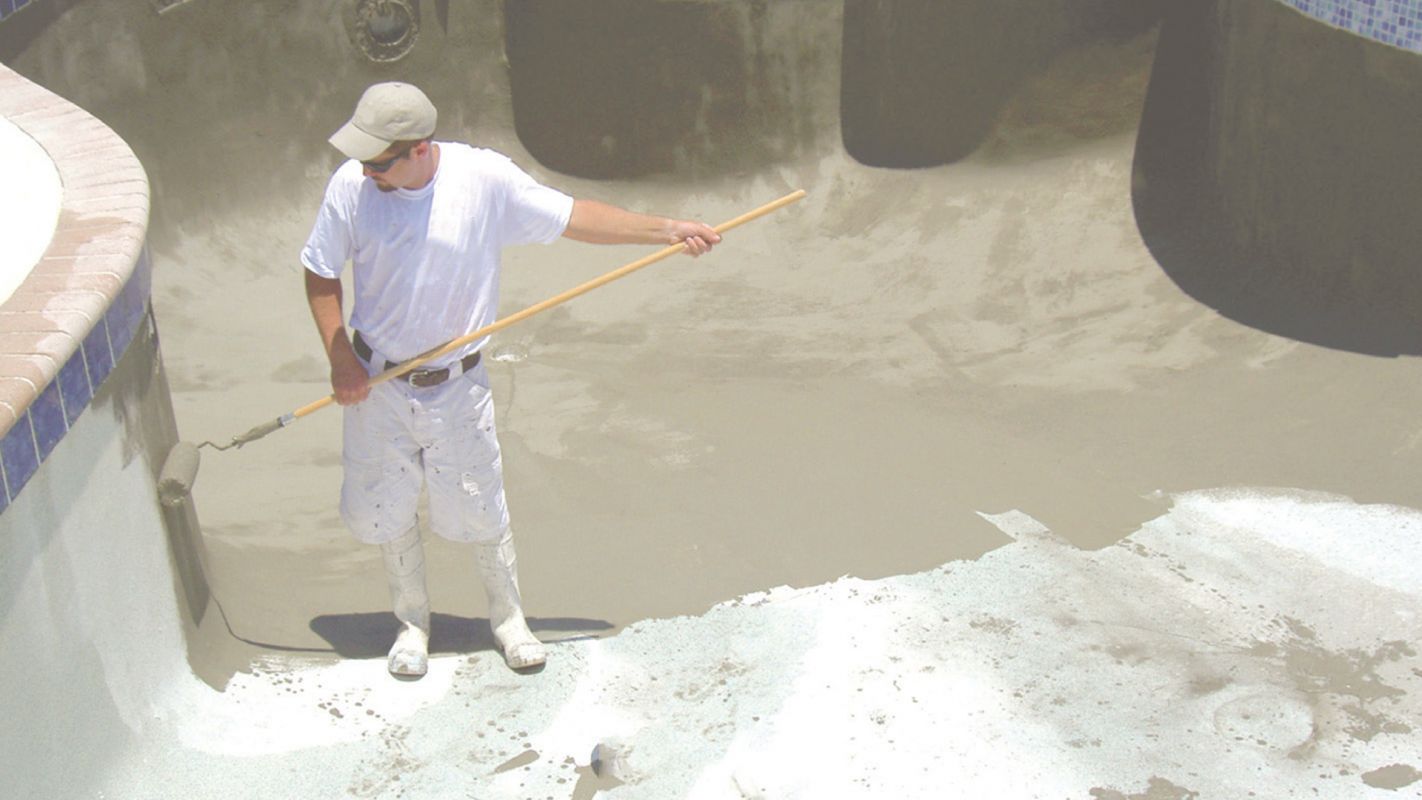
[516,488,1420,798]
[105,489,1422,798]
[164,653,458,756]
[1173,488,1422,597]
[531,639,653,768]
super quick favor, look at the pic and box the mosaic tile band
[1284,0,1422,50]
[0,253,151,512]
[0,52,152,515]
[0,0,33,21]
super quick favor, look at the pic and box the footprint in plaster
[1211,688,1315,751]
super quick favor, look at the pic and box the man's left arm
[562,199,721,256]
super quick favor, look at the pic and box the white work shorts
[339,358,510,545]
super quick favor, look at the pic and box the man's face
[361,142,418,192]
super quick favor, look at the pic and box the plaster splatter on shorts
[460,472,483,508]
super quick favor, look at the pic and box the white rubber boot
[474,533,546,670]
[380,527,430,677]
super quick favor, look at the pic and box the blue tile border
[1282,0,1422,51]
[81,318,116,392]
[30,379,66,461]
[0,62,153,517]
[106,247,150,361]
[57,351,92,428]
[0,414,40,511]
[0,253,151,510]
[0,0,36,23]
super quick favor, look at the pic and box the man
[301,82,720,677]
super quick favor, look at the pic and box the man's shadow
[309,613,614,659]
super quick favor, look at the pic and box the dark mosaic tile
[1285,0,1422,52]
[134,246,153,296]
[104,301,134,366]
[57,350,93,428]
[107,279,144,360]
[107,250,152,362]
[1,413,39,503]
[31,379,66,461]
[82,319,115,392]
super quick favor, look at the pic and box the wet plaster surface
[173,130,1422,682]
[159,130,1422,791]
[163,114,1422,798]
[11,7,1422,797]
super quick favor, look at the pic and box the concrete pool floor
[7,1,1422,797]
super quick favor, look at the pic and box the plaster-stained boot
[474,533,546,669]
[380,527,431,677]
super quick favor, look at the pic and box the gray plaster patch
[1362,763,1422,791]
[270,354,327,383]
[1090,777,1200,800]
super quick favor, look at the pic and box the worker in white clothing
[301,82,720,676]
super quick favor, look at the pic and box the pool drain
[347,0,420,63]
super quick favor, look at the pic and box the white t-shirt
[300,142,574,362]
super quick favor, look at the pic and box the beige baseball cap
[328,82,437,161]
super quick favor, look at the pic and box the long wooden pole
[209,189,807,450]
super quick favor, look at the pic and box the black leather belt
[352,330,481,388]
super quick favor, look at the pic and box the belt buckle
[406,367,446,388]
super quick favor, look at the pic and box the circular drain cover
[347,0,419,63]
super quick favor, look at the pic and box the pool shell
[6,0,1422,675]
[3,0,1422,796]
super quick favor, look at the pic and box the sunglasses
[361,145,415,173]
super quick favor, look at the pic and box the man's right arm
[304,270,370,406]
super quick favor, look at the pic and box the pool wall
[0,23,206,799]
[1135,0,1422,354]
